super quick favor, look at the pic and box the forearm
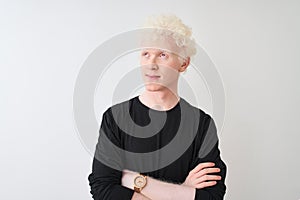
[88,158,135,200]
[141,176,195,200]
[123,171,195,200]
[131,192,152,200]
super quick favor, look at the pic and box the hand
[182,162,222,189]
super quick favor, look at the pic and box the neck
[139,87,180,111]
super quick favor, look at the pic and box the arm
[132,192,152,200]
[142,176,195,200]
[88,108,135,200]
[122,116,227,200]
[88,158,134,200]
[122,160,224,200]
[191,116,227,200]
[192,141,227,200]
[122,170,195,200]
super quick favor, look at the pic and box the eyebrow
[140,49,171,54]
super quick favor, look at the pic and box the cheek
[164,58,181,69]
[160,61,181,73]
[160,66,180,81]
[140,60,146,67]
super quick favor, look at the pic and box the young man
[88,15,227,200]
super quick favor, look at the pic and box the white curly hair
[140,14,197,59]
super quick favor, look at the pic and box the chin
[145,84,163,91]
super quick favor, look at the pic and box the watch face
[134,175,146,188]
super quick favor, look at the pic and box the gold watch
[133,174,147,193]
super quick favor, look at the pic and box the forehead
[141,48,170,53]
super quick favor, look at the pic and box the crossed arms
[88,141,226,200]
[122,162,224,200]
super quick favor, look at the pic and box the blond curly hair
[141,14,197,58]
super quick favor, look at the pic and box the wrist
[133,173,147,193]
[122,169,139,190]
[130,172,138,190]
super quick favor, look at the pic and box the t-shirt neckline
[135,95,181,113]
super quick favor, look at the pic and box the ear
[179,57,190,72]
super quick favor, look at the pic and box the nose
[148,57,159,70]
[149,63,159,70]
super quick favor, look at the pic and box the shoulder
[180,97,212,123]
[180,98,217,147]
[101,97,135,120]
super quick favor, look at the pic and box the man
[88,14,227,200]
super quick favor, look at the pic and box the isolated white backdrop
[1,0,300,199]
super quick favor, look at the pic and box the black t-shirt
[88,95,227,199]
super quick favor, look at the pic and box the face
[140,48,187,92]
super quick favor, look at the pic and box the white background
[1,0,300,199]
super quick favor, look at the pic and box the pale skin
[122,48,222,200]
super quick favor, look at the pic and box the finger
[190,162,215,174]
[196,181,217,189]
[203,175,222,181]
[194,167,221,178]
[195,175,222,184]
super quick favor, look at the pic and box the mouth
[145,74,160,80]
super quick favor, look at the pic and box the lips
[146,74,160,78]
[145,74,160,80]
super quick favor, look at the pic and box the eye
[160,52,168,58]
[141,51,149,57]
